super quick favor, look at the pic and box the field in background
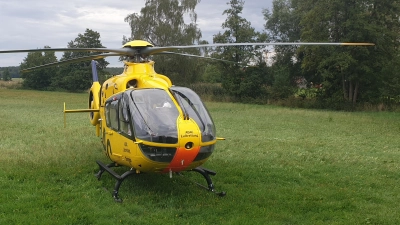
[0,78,22,89]
[1,89,400,224]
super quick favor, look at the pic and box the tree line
[263,0,400,109]
[0,66,19,81]
[15,0,400,109]
[18,29,109,92]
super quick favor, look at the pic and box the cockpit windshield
[170,86,216,142]
[121,87,215,144]
[128,89,179,144]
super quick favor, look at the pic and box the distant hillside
[105,67,124,75]
[0,66,20,78]
[0,66,124,78]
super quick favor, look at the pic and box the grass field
[1,88,400,224]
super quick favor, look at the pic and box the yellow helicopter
[0,40,374,202]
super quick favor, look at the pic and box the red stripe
[162,146,200,173]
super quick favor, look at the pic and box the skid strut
[95,162,226,202]
[190,167,226,197]
[95,160,137,202]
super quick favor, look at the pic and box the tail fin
[91,60,99,82]
[89,60,101,130]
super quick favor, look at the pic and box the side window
[109,100,119,130]
[105,98,119,131]
[105,102,111,127]
[119,96,132,136]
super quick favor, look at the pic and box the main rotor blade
[0,47,133,55]
[1,42,375,58]
[156,51,245,65]
[142,42,375,55]
[21,53,120,73]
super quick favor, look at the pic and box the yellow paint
[63,40,222,174]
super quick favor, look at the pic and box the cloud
[0,0,271,67]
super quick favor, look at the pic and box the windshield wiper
[171,90,189,120]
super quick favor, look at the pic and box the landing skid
[95,160,137,203]
[95,161,226,202]
[185,167,226,197]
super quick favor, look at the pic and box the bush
[188,83,230,102]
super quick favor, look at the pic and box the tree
[202,64,222,83]
[264,0,301,43]
[380,54,400,106]
[299,0,400,105]
[369,0,400,104]
[124,0,204,85]
[213,0,268,99]
[263,0,302,99]
[19,46,57,90]
[2,68,11,81]
[52,29,109,92]
[264,0,400,107]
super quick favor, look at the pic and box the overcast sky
[0,0,272,67]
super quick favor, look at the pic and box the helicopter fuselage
[91,61,218,174]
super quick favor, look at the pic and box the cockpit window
[127,89,179,144]
[170,86,216,142]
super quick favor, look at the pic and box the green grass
[1,89,400,224]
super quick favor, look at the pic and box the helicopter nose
[162,116,202,173]
[162,145,200,173]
